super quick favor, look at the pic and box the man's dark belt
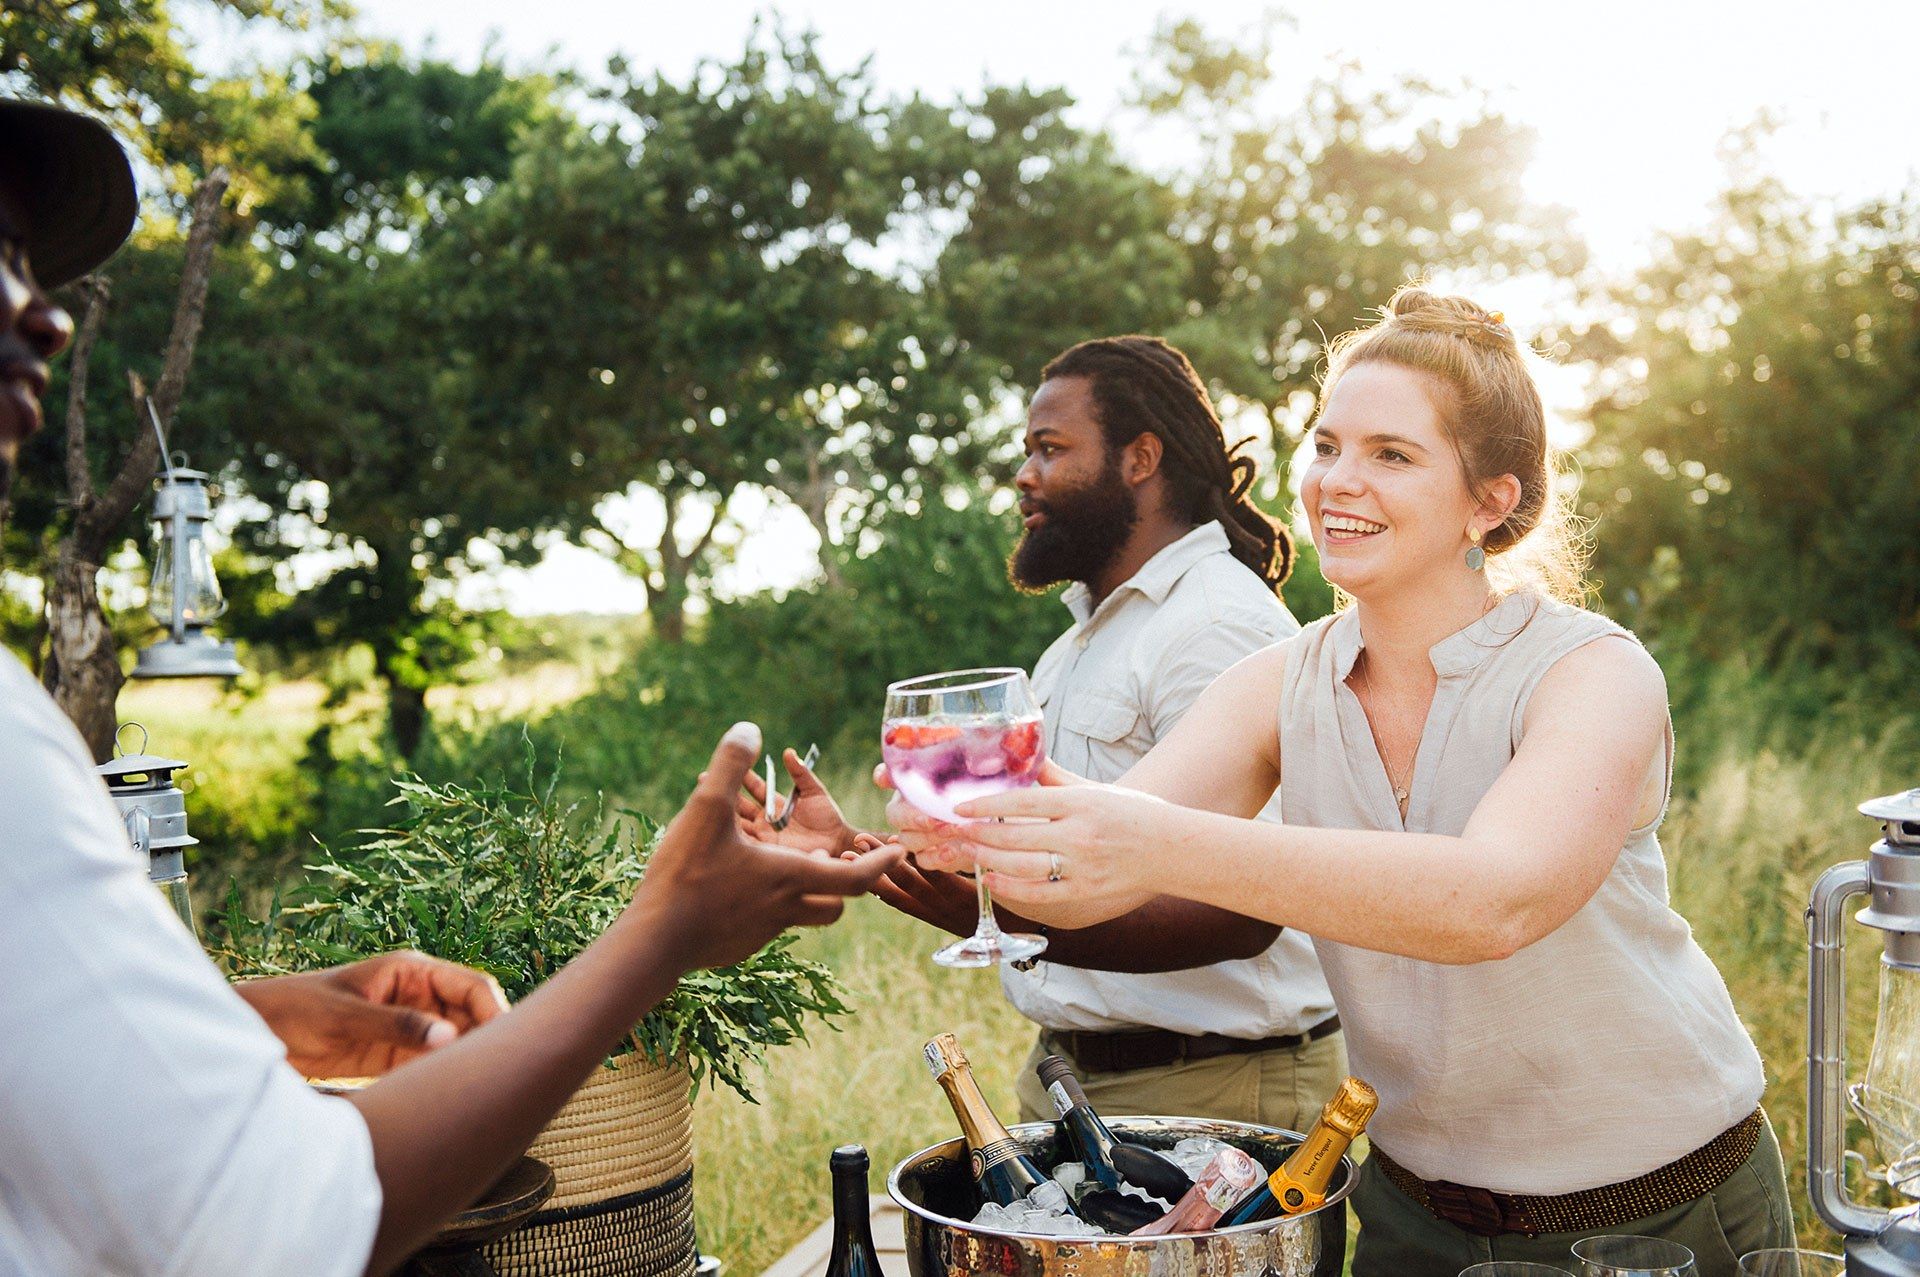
[1042,1016,1341,1075]
[1370,1108,1765,1238]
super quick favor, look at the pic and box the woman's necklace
[1351,654,1417,816]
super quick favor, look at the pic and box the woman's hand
[235,951,510,1079]
[896,769,1165,929]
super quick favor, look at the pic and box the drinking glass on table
[1571,1235,1696,1277]
[1736,1251,1845,1277]
[882,667,1047,968]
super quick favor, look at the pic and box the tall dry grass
[1665,712,1918,1247]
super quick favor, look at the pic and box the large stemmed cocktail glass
[883,667,1049,968]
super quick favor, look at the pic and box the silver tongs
[764,742,820,831]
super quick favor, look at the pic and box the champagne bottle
[1131,1146,1264,1236]
[1218,1077,1377,1226]
[826,1145,883,1277]
[1077,1187,1166,1233]
[1036,1055,1193,1204]
[925,1033,1052,1206]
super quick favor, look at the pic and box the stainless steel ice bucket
[888,1116,1352,1277]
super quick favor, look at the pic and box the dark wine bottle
[925,1033,1054,1207]
[1076,1187,1166,1233]
[1036,1055,1193,1204]
[826,1145,883,1277]
[1218,1076,1377,1226]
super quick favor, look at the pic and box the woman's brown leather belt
[1370,1108,1764,1238]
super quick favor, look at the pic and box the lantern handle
[113,721,151,759]
[124,808,151,858]
[143,398,180,483]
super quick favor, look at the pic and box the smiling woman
[1307,289,1584,606]
[891,286,1794,1277]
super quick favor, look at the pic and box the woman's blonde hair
[1318,284,1588,603]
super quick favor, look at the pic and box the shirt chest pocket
[1055,693,1148,777]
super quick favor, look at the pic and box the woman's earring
[1465,527,1486,572]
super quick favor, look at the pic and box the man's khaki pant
[1013,1028,1349,1130]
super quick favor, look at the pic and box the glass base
[932,929,1048,969]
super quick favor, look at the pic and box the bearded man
[745,336,1345,1132]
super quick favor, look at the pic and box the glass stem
[974,872,1003,940]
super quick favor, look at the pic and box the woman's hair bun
[1386,286,1513,348]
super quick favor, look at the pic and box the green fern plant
[209,754,849,1102]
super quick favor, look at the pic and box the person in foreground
[894,287,1794,1276]
[0,98,900,1277]
[732,335,1341,1133]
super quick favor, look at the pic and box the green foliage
[1579,169,1920,676]
[440,486,1063,817]
[207,756,852,1100]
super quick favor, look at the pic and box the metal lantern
[132,453,243,679]
[95,724,200,938]
[1807,787,1920,1276]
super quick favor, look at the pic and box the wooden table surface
[761,1195,909,1277]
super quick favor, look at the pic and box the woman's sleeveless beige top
[1278,592,1764,1194]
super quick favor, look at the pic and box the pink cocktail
[881,715,1045,824]
[883,668,1050,967]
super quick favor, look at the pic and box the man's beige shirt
[999,521,1336,1037]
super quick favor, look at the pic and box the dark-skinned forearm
[997,895,1279,973]
[348,896,687,1275]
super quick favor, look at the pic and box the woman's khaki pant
[1351,1111,1796,1277]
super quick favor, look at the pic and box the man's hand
[843,832,979,938]
[634,723,903,972]
[720,746,859,853]
[235,951,510,1079]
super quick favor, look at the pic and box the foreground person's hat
[0,99,139,288]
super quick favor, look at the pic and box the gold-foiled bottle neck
[925,1032,968,1080]
[1319,1077,1378,1139]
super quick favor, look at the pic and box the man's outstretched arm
[349,723,900,1276]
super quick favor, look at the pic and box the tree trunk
[366,539,430,758]
[797,441,844,589]
[41,171,228,759]
[43,547,126,760]
[643,486,724,644]
[383,673,429,759]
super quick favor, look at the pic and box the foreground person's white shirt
[0,651,381,1276]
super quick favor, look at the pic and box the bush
[207,752,851,1100]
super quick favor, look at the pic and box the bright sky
[194,0,1920,615]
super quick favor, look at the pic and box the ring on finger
[1047,852,1063,883]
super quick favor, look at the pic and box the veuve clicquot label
[1218,1076,1378,1226]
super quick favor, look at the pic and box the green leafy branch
[208,751,851,1101]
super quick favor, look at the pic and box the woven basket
[485,1051,697,1277]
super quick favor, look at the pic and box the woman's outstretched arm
[934,636,1668,964]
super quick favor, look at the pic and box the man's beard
[1008,454,1140,592]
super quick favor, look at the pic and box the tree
[440,28,989,637]
[1577,165,1920,671]
[168,51,572,757]
[5,0,333,756]
[38,176,228,759]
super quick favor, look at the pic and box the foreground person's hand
[638,723,903,972]
[724,746,859,853]
[235,951,509,1079]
